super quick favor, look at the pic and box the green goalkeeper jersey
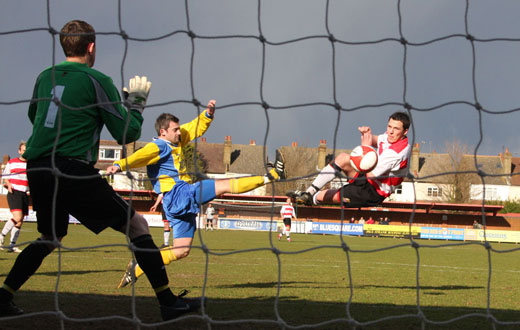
[24,61,143,163]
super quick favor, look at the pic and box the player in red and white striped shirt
[1,142,29,253]
[278,198,296,242]
[289,112,410,208]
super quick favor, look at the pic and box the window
[99,148,121,160]
[427,186,442,197]
[394,185,402,194]
[484,187,498,200]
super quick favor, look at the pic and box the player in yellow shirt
[107,100,286,288]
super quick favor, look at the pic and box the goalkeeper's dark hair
[60,20,96,57]
[389,111,410,130]
[155,113,180,135]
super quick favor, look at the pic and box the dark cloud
[2,0,520,160]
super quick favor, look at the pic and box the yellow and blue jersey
[114,110,213,194]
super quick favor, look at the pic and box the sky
[2,0,520,161]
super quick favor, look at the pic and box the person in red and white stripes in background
[279,198,297,242]
[1,142,29,253]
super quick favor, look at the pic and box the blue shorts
[164,180,216,239]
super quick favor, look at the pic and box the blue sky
[2,0,520,161]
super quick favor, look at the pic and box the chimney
[200,137,206,143]
[250,139,256,145]
[291,142,298,148]
[2,155,10,173]
[503,147,512,176]
[318,139,327,169]
[223,136,232,172]
[411,143,420,177]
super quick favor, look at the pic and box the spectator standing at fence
[473,220,482,229]
[205,203,216,231]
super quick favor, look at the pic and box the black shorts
[206,218,213,224]
[341,174,385,208]
[27,157,135,237]
[283,218,292,227]
[7,190,29,215]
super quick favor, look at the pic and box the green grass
[1,223,520,329]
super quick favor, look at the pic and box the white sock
[10,227,20,245]
[307,164,337,195]
[163,230,170,246]
[313,193,321,205]
[1,219,15,236]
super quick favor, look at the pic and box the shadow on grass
[360,284,484,291]
[215,281,484,293]
[1,291,519,330]
[216,280,324,289]
[0,269,124,277]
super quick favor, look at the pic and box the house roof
[415,153,508,185]
[511,157,520,186]
[228,144,267,175]
[196,143,226,174]
[185,141,268,175]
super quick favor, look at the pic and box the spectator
[358,217,365,225]
[366,216,374,224]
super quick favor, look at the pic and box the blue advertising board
[218,218,278,231]
[311,222,364,236]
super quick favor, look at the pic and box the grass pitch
[1,222,520,329]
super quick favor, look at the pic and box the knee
[176,247,191,259]
[334,153,350,168]
[40,235,62,252]
[126,213,150,239]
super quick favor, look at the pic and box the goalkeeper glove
[124,75,152,113]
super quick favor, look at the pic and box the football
[349,145,378,173]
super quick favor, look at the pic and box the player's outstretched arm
[358,126,377,147]
[206,99,216,117]
[179,99,216,145]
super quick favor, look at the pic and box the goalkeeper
[289,112,410,208]
[0,20,197,321]
[106,104,286,288]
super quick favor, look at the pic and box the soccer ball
[349,145,378,173]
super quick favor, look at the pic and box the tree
[434,140,475,203]
[183,142,209,182]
